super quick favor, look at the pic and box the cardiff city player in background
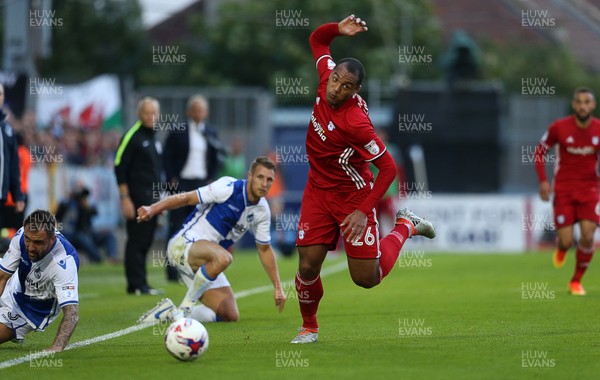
[0,210,79,351]
[290,15,435,344]
[136,156,286,324]
[534,87,600,296]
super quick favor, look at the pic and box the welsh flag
[35,74,122,130]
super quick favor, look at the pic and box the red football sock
[295,272,323,330]
[572,245,594,283]
[378,224,411,281]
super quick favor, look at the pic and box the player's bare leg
[374,208,436,284]
[138,240,233,324]
[194,287,239,322]
[569,220,597,295]
[0,323,16,344]
[174,239,233,318]
[291,244,328,344]
[553,226,573,269]
[347,257,379,288]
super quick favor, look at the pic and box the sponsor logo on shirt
[364,140,380,155]
[62,285,76,291]
[327,121,335,131]
[593,136,599,145]
[234,224,248,234]
[310,112,326,141]
[566,146,595,155]
[566,136,574,143]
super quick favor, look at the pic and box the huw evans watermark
[398,318,432,336]
[521,9,556,29]
[521,282,555,300]
[398,45,432,65]
[275,350,309,368]
[521,350,556,368]
[275,10,309,29]
[152,45,186,65]
[29,9,63,28]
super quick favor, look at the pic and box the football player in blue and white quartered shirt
[0,210,79,351]
[136,156,285,323]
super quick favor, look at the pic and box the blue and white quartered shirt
[176,176,272,248]
[0,228,79,331]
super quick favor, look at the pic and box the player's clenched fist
[136,205,154,222]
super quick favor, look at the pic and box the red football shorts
[553,189,600,228]
[296,181,380,259]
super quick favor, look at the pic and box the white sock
[191,304,217,322]
[180,265,214,310]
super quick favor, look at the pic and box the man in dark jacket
[114,97,163,295]
[0,83,24,228]
[162,95,224,281]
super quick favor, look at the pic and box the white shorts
[167,234,231,291]
[0,306,34,340]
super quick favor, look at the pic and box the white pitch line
[0,324,149,369]
[0,259,347,370]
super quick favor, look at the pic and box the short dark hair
[573,87,595,100]
[337,58,365,86]
[24,209,56,237]
[250,156,276,174]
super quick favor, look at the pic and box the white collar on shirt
[188,121,206,133]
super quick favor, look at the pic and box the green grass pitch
[1,249,599,379]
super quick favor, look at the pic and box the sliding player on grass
[534,87,600,296]
[290,15,435,344]
[137,156,286,323]
[0,210,79,351]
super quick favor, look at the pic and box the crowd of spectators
[9,109,122,168]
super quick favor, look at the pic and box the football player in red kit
[291,15,436,344]
[534,87,600,296]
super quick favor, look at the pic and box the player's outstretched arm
[47,304,78,352]
[338,14,368,36]
[136,190,199,222]
[309,14,367,63]
[256,243,286,313]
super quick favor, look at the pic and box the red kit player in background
[535,87,600,296]
[291,15,435,344]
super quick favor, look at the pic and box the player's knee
[558,238,573,250]
[216,302,239,322]
[218,309,239,322]
[298,262,320,280]
[352,276,379,289]
[215,251,233,271]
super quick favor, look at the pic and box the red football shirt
[535,115,600,194]
[305,23,387,192]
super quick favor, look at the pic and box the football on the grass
[165,318,209,361]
